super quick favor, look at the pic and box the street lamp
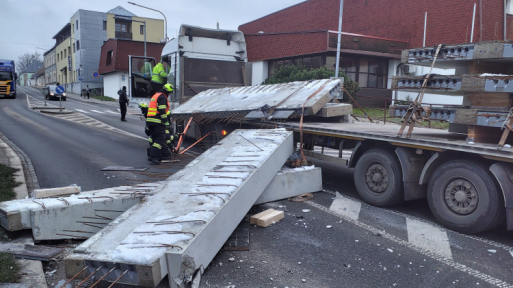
[128,1,168,42]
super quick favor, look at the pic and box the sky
[0,0,305,62]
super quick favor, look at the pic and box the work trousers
[149,125,170,160]
[119,102,127,120]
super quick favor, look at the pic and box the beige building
[50,6,164,94]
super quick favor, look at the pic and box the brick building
[239,0,513,106]
[99,38,164,99]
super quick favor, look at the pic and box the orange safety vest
[146,93,169,124]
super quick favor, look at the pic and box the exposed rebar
[59,265,89,288]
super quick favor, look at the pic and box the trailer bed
[277,121,513,162]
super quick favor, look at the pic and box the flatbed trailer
[272,120,513,234]
[172,79,513,234]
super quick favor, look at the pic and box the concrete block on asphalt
[65,129,293,288]
[255,166,322,205]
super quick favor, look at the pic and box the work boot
[148,157,160,165]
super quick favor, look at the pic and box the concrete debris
[173,255,197,288]
[326,225,332,229]
[488,249,497,253]
[302,209,311,213]
[388,249,394,253]
[228,258,235,262]
[33,185,81,199]
[302,279,307,283]
[373,231,382,236]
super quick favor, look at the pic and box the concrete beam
[254,167,322,205]
[65,129,293,288]
[0,185,157,235]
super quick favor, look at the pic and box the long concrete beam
[65,129,293,287]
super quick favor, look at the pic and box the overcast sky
[1,0,304,62]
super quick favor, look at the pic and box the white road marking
[407,217,453,260]
[307,200,513,288]
[329,192,361,221]
[75,109,89,114]
[105,110,118,114]
[91,110,105,114]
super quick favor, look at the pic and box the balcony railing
[115,31,132,40]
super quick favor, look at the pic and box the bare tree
[16,52,43,73]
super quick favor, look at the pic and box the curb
[0,135,28,199]
[0,133,40,194]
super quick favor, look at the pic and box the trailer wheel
[354,149,404,207]
[427,160,505,234]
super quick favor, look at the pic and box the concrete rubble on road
[65,129,294,288]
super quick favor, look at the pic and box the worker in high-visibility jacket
[151,61,168,94]
[146,84,173,164]
[140,59,153,79]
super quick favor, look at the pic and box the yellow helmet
[138,102,148,108]
[163,84,174,92]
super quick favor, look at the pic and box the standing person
[118,86,129,122]
[151,61,168,93]
[86,85,91,99]
[146,84,173,164]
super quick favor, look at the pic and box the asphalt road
[0,86,192,191]
[2,86,513,288]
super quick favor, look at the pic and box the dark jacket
[118,89,128,103]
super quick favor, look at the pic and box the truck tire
[354,148,404,207]
[427,160,505,234]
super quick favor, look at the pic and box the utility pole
[128,2,167,42]
[335,0,344,78]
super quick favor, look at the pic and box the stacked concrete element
[172,79,343,122]
[393,41,513,145]
[65,129,294,287]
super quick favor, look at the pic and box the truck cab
[0,60,17,99]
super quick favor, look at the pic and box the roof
[98,38,165,75]
[107,6,137,17]
[21,61,43,74]
[35,65,45,77]
[53,23,71,40]
[244,31,406,62]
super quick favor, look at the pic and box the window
[76,40,80,51]
[68,47,71,55]
[140,25,144,35]
[76,20,78,30]
[60,51,63,59]
[115,23,128,32]
[103,21,107,30]
[73,43,75,52]
[359,58,387,88]
[106,50,113,66]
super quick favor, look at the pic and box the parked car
[42,85,66,101]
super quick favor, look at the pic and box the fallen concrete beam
[65,129,293,288]
[254,166,322,205]
[0,243,63,261]
[0,184,158,237]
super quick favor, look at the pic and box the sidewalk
[62,91,142,114]
[0,133,47,288]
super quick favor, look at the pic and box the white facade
[103,72,127,100]
[251,61,268,86]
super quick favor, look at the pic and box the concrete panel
[65,129,293,287]
[254,167,322,205]
[316,103,352,117]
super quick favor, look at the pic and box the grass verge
[352,107,450,130]
[0,164,20,202]
[0,164,21,282]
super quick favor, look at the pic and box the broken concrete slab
[65,129,293,288]
[316,103,352,118]
[255,166,322,205]
[0,243,63,261]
